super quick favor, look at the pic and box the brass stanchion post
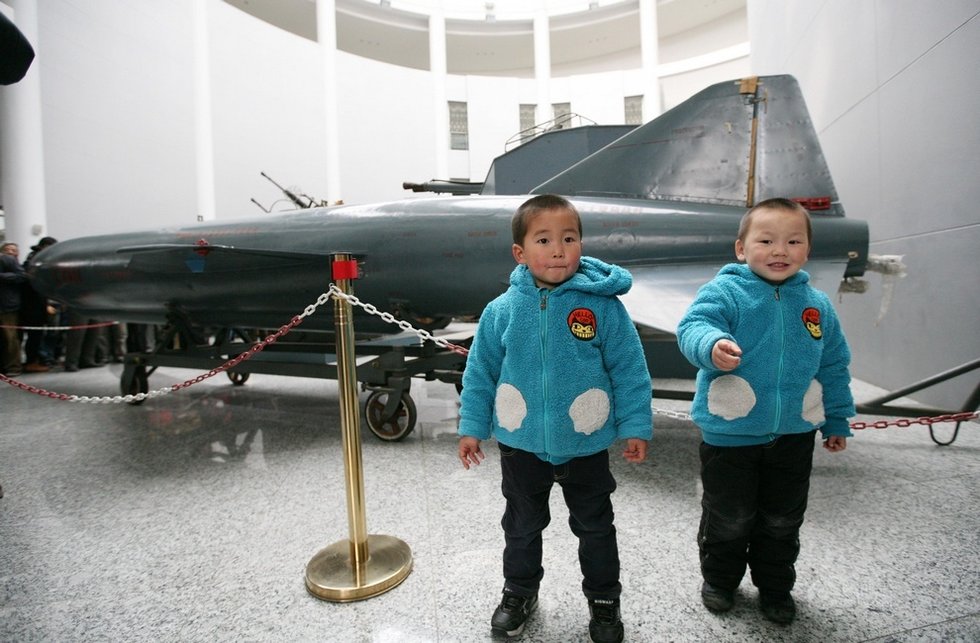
[305,253,413,602]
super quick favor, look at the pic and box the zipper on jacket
[772,285,784,439]
[539,290,550,452]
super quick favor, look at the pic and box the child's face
[512,207,582,289]
[735,207,810,282]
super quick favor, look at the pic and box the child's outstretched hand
[459,436,485,469]
[711,339,742,371]
[823,435,847,452]
[622,438,647,463]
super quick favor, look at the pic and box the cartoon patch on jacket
[568,308,596,341]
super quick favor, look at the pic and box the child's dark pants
[697,430,816,594]
[498,443,621,600]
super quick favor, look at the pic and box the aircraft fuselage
[29,195,868,335]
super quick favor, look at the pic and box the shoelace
[591,601,619,624]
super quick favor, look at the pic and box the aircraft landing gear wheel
[364,390,417,441]
[121,366,149,405]
[227,371,249,386]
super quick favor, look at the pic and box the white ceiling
[221,0,746,74]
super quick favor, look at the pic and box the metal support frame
[119,310,467,441]
[855,358,980,446]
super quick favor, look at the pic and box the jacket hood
[510,256,632,297]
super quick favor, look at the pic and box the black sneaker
[700,582,734,612]
[491,591,537,638]
[759,590,796,624]
[588,598,624,643]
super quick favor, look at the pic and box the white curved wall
[4,0,749,243]
[208,2,327,217]
[748,1,980,409]
[336,51,439,202]
[34,0,197,239]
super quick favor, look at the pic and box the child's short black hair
[512,194,582,245]
[738,197,812,243]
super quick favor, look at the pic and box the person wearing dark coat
[21,237,58,372]
[1,242,26,375]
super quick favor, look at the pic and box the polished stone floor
[1,362,978,642]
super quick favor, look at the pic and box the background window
[449,101,469,151]
[552,102,571,128]
[625,95,643,125]
[519,103,536,142]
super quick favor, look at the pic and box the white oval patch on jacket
[707,374,756,420]
[569,388,610,435]
[495,383,527,431]
[802,379,825,425]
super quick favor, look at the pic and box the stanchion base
[305,535,413,602]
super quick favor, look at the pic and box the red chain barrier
[0,287,472,402]
[0,315,308,403]
[170,315,304,391]
[849,411,978,430]
[0,285,972,426]
[0,374,75,400]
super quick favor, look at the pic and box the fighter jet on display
[29,75,869,440]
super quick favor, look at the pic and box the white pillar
[429,13,449,180]
[0,0,46,249]
[638,0,662,121]
[533,13,551,124]
[316,0,342,203]
[191,0,216,221]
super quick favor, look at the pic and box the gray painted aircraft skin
[29,75,869,341]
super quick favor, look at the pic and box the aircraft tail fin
[533,75,843,214]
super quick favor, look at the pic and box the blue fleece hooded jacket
[677,263,855,447]
[458,256,653,464]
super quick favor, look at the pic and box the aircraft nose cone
[26,242,76,300]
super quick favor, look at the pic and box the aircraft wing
[620,265,722,335]
[621,259,853,336]
[120,243,329,274]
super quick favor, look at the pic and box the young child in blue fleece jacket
[458,194,652,643]
[676,197,855,625]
